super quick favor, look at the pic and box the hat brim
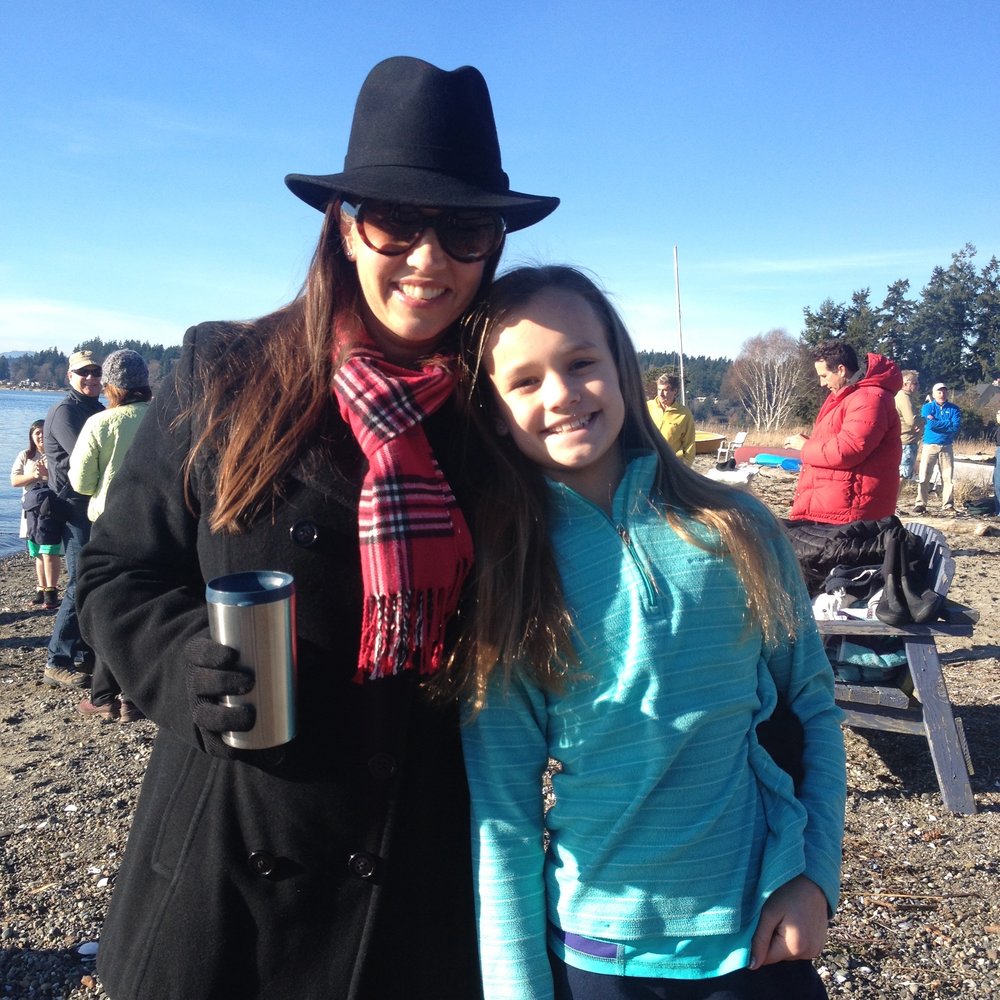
[285,167,559,233]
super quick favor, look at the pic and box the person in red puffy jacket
[784,341,902,525]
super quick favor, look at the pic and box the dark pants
[46,505,93,668]
[90,657,122,708]
[549,956,828,1000]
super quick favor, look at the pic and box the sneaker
[912,504,927,514]
[77,698,119,721]
[29,589,45,607]
[118,699,145,724]
[42,588,60,610]
[43,664,92,690]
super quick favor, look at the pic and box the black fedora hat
[285,56,558,233]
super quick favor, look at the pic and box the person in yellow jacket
[646,373,695,464]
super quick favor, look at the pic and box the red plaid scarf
[333,336,473,680]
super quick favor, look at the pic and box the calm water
[1,390,73,557]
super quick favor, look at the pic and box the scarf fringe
[353,581,468,683]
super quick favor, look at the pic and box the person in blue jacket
[992,408,1000,516]
[914,382,962,513]
[453,266,845,1000]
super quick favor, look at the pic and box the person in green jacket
[70,349,151,722]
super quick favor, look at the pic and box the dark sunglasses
[345,200,505,263]
[74,367,103,378]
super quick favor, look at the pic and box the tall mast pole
[673,245,686,405]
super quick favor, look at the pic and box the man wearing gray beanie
[101,349,150,391]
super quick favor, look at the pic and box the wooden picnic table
[815,522,979,814]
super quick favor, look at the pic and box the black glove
[185,634,256,758]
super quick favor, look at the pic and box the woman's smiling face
[340,206,487,365]
[485,287,626,508]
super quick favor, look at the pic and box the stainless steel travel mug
[205,571,297,750]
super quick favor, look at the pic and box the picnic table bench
[814,522,980,814]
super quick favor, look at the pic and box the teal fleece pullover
[463,453,846,999]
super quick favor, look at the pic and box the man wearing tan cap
[43,350,105,689]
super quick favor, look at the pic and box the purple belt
[550,924,620,960]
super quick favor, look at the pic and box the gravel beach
[1,463,999,999]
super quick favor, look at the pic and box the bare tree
[724,329,808,431]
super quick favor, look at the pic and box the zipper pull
[616,522,658,601]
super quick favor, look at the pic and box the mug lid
[206,571,295,606]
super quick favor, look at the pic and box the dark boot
[875,528,912,626]
[900,533,944,623]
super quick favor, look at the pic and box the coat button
[367,752,397,780]
[260,746,287,768]
[348,852,379,880]
[290,520,320,547]
[248,851,277,878]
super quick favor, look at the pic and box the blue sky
[2,1,998,361]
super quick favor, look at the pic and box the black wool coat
[78,324,485,1000]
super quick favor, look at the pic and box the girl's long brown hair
[184,202,501,532]
[452,265,798,714]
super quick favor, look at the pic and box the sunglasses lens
[437,214,504,262]
[357,202,503,262]
[358,204,425,255]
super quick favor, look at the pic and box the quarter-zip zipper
[549,457,661,610]
[615,521,659,609]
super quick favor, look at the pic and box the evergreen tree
[801,298,848,347]
[971,256,1000,381]
[909,244,980,385]
[637,352,731,401]
[875,279,915,366]
[843,289,879,356]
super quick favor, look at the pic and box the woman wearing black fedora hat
[77,56,557,1000]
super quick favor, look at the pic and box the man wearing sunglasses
[43,350,105,690]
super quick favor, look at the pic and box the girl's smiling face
[485,287,626,510]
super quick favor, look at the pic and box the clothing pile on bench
[784,515,944,684]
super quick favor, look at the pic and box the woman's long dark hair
[184,201,502,533]
[26,419,44,459]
